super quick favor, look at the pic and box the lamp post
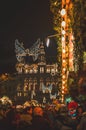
[46,34,60,47]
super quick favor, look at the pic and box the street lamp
[45,33,66,102]
[46,33,60,47]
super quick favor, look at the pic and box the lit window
[34,69,38,73]
[51,68,55,73]
[46,68,50,73]
[40,67,44,73]
[25,69,28,74]
[29,69,33,73]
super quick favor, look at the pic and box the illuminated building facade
[14,39,59,103]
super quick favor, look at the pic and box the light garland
[50,0,75,102]
[61,1,67,102]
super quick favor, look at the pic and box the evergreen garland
[50,0,62,91]
[50,0,85,72]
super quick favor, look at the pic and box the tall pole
[61,0,70,102]
[50,0,74,103]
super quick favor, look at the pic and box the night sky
[0,0,57,74]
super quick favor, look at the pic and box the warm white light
[62,75,65,79]
[25,69,28,73]
[63,81,65,84]
[62,86,65,89]
[62,30,66,35]
[61,21,66,27]
[71,35,74,40]
[62,37,65,41]
[69,59,73,62]
[62,49,66,53]
[63,68,66,71]
[63,59,66,63]
[62,91,64,94]
[61,9,66,16]
[70,48,73,52]
[46,38,50,47]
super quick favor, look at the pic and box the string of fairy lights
[61,0,74,102]
[61,1,68,102]
[50,0,74,102]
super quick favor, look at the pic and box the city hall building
[14,39,59,103]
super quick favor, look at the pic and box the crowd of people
[0,99,86,130]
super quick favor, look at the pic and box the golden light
[61,95,64,103]
[49,0,72,102]
[62,49,66,53]
[70,48,73,52]
[62,91,64,94]
[63,68,66,71]
[62,81,65,84]
[62,86,65,89]
[62,75,65,79]
[25,69,28,74]
[71,35,74,40]
[69,59,73,62]
[61,1,69,103]
[63,59,66,63]
[54,1,57,6]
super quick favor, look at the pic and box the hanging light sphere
[63,68,66,72]
[62,86,65,89]
[62,49,66,53]
[62,80,65,84]
[63,59,66,63]
[61,21,66,27]
[61,8,66,16]
[62,30,66,35]
[62,36,65,41]
[62,75,65,79]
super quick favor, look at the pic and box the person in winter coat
[31,106,53,130]
[77,111,86,130]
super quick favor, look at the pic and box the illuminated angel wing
[15,39,26,62]
[29,38,40,61]
[50,93,57,99]
[48,84,52,93]
[42,83,46,93]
